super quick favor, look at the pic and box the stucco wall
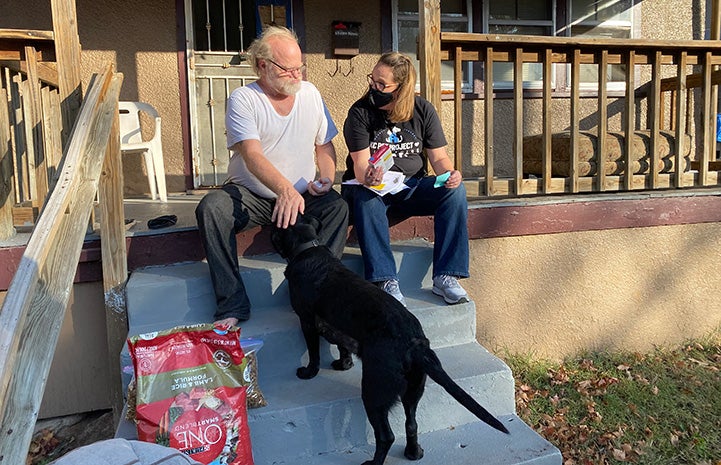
[1,0,185,197]
[467,221,721,360]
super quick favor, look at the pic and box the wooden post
[99,95,128,427]
[418,0,441,113]
[51,0,83,146]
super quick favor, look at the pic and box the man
[195,26,348,327]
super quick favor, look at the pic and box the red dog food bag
[127,324,253,465]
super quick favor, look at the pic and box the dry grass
[504,330,721,464]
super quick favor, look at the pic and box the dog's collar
[289,239,320,260]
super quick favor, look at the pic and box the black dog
[271,216,509,465]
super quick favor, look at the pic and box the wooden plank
[0,84,14,240]
[0,29,54,41]
[441,32,721,55]
[569,49,580,193]
[597,50,608,192]
[12,73,31,202]
[623,50,635,191]
[674,52,688,187]
[419,0,441,112]
[649,51,662,189]
[41,87,62,191]
[513,47,523,196]
[0,60,59,87]
[700,51,713,185]
[542,48,552,193]
[453,46,462,172]
[484,47,494,196]
[99,95,128,427]
[51,0,83,146]
[25,46,49,203]
[0,66,122,465]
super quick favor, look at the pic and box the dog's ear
[303,215,322,234]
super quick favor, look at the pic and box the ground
[28,410,115,464]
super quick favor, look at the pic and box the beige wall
[0,282,111,419]
[467,222,721,361]
[1,0,184,197]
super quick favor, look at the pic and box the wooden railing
[440,33,721,198]
[0,64,125,465]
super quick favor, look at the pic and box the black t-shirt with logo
[342,95,447,182]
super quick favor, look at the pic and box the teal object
[434,171,451,188]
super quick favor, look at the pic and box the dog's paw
[296,365,319,379]
[331,357,354,371]
[404,443,424,461]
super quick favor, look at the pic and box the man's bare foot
[213,317,239,329]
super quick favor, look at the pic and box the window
[570,0,635,90]
[392,0,637,94]
[393,0,472,91]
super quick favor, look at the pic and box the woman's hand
[364,165,384,186]
[445,170,462,189]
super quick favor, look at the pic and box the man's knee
[196,189,231,222]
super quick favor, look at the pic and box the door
[185,0,293,188]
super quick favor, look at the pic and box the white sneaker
[378,279,406,307]
[432,275,469,304]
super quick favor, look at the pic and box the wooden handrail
[439,32,721,197]
[0,64,123,465]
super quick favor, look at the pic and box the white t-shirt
[225,81,338,199]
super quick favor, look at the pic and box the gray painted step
[245,342,515,464]
[250,415,561,465]
[118,239,562,465]
[122,292,477,383]
[125,239,434,333]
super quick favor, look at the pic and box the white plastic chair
[119,101,168,202]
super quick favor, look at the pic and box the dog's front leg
[296,318,321,379]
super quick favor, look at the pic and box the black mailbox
[332,21,360,57]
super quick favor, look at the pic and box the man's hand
[214,317,239,329]
[272,185,305,228]
[307,177,333,196]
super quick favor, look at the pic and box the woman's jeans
[195,183,349,321]
[341,176,469,283]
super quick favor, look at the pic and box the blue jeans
[195,183,349,321]
[341,176,469,282]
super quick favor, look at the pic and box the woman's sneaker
[432,275,469,304]
[377,279,406,307]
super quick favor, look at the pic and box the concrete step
[244,342,516,463]
[250,415,562,465]
[125,239,434,334]
[118,238,562,465]
[119,289,478,395]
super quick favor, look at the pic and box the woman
[341,51,469,306]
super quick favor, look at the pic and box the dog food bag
[239,338,267,409]
[127,324,253,465]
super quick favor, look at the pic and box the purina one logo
[170,407,226,463]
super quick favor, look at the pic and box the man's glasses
[367,74,398,92]
[267,59,307,76]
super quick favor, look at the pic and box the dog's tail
[421,346,509,434]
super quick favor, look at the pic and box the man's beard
[278,79,301,96]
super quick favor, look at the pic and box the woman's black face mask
[368,86,395,109]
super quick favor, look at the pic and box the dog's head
[270,215,322,261]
